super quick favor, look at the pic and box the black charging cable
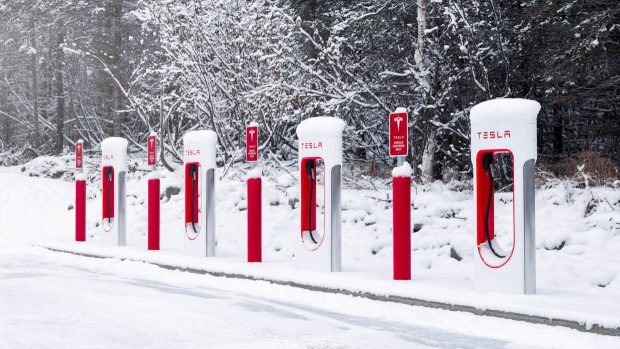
[189,164,198,234]
[105,167,113,224]
[306,160,318,244]
[482,153,505,258]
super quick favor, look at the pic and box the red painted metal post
[148,178,160,250]
[247,177,262,262]
[393,176,411,280]
[75,180,86,242]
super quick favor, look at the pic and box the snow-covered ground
[1,155,620,347]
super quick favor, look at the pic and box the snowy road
[1,248,618,349]
[0,250,505,349]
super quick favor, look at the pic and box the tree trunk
[30,18,40,146]
[552,105,563,162]
[111,0,124,137]
[421,129,436,184]
[55,23,66,154]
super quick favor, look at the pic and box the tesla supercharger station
[470,98,540,294]
[296,117,345,272]
[75,140,86,242]
[183,130,217,257]
[101,137,128,246]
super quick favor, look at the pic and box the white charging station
[296,117,345,272]
[101,137,128,246]
[470,98,540,294]
[183,130,217,257]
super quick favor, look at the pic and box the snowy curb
[36,243,620,337]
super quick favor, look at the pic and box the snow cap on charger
[101,137,128,152]
[296,117,346,138]
[470,98,540,125]
[183,130,217,145]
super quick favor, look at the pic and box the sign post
[390,108,411,280]
[75,140,86,242]
[147,133,160,250]
[246,122,262,262]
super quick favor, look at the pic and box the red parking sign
[76,141,83,169]
[148,134,157,166]
[389,111,408,157]
[246,125,258,162]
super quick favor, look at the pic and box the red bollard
[148,178,160,250]
[393,176,411,280]
[247,177,262,262]
[75,179,86,242]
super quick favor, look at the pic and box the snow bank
[296,117,346,138]
[392,162,412,178]
[470,98,540,124]
[19,156,72,180]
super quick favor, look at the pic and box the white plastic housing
[296,117,345,272]
[101,137,128,246]
[183,130,217,257]
[470,98,540,294]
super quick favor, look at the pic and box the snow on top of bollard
[183,130,217,145]
[470,98,540,125]
[393,107,407,114]
[101,137,128,152]
[248,121,259,127]
[247,167,262,179]
[392,161,412,178]
[296,117,346,138]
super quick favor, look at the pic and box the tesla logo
[477,130,511,140]
[394,116,403,131]
[149,138,154,146]
[249,129,255,141]
[301,142,323,149]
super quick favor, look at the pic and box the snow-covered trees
[0,0,618,179]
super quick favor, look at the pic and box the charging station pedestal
[296,117,345,272]
[183,130,217,257]
[101,137,128,246]
[470,98,540,294]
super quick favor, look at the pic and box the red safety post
[390,108,411,280]
[246,123,262,262]
[76,180,86,241]
[147,133,160,250]
[247,177,262,262]
[393,175,411,280]
[75,140,86,242]
[148,178,160,250]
